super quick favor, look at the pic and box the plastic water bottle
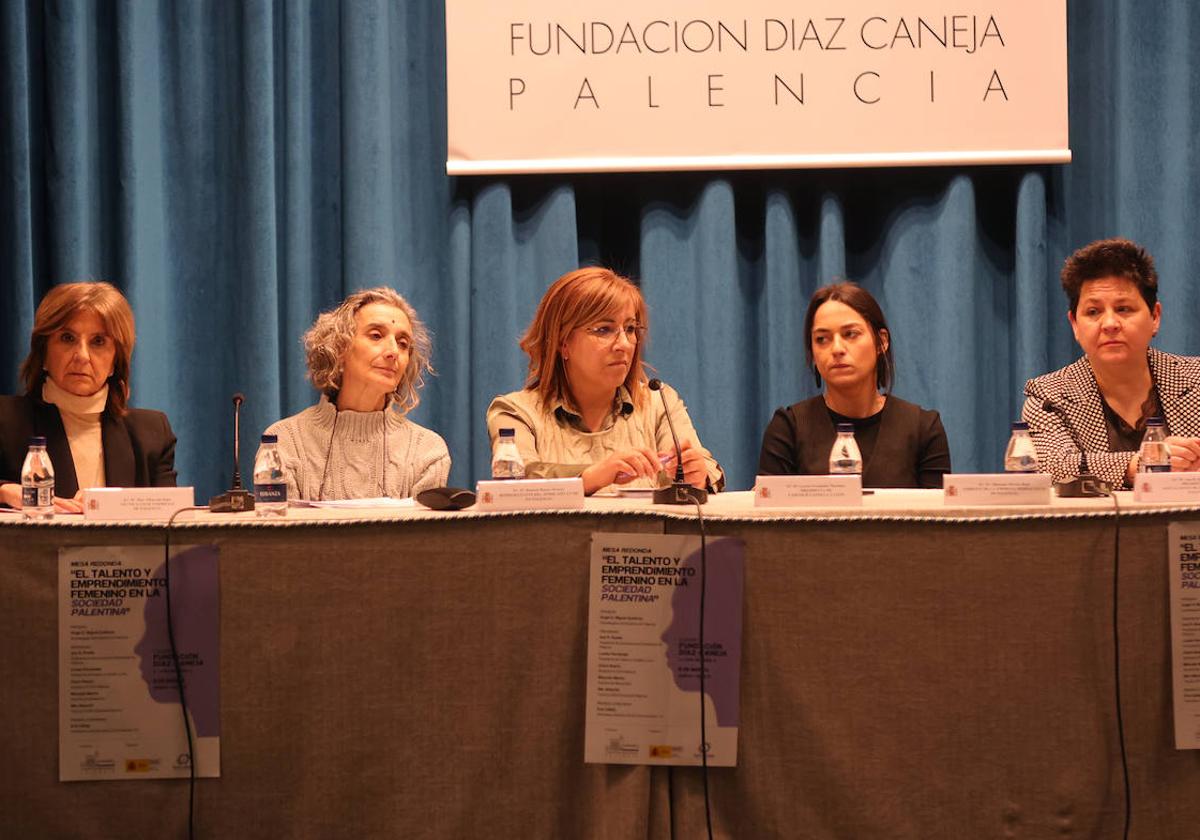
[491,428,525,480]
[253,434,288,516]
[829,423,863,475]
[1004,421,1039,472]
[21,436,55,520]
[1138,417,1171,473]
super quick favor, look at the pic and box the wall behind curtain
[1,0,1197,498]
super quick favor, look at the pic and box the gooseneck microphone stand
[209,392,255,512]
[648,379,708,506]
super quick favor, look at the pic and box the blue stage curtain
[1,1,1198,497]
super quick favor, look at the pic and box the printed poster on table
[59,545,220,781]
[585,532,744,766]
[1168,522,1200,749]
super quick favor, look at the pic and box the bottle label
[255,483,287,503]
[1142,463,1171,473]
[491,460,524,480]
[22,485,51,508]
[1006,456,1038,472]
[830,459,861,473]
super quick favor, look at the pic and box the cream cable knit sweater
[265,398,450,500]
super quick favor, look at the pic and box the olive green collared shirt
[485,384,724,495]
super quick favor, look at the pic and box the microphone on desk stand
[209,392,255,512]
[1040,400,1111,497]
[647,379,708,506]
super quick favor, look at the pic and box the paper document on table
[291,497,416,509]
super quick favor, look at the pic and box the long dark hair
[803,281,894,392]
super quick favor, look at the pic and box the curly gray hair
[303,287,433,415]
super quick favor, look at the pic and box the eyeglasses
[582,323,647,345]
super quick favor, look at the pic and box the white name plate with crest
[475,477,585,511]
[1135,472,1200,503]
[943,474,1051,506]
[82,487,196,521]
[753,475,863,508]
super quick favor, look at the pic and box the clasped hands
[581,440,707,495]
[1164,436,1200,471]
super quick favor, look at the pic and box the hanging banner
[59,545,220,781]
[1168,523,1200,750]
[585,532,744,766]
[446,0,1069,174]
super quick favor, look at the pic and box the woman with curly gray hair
[264,287,450,500]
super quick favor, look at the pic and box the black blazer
[0,394,177,498]
[758,395,951,489]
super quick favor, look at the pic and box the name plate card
[943,473,1051,506]
[753,475,863,508]
[475,477,585,511]
[1135,472,1200,503]
[82,487,196,522]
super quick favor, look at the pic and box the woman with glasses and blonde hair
[486,267,723,495]
[0,281,177,511]
[265,287,450,500]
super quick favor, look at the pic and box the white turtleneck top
[264,397,451,500]
[42,378,108,489]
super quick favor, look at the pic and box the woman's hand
[0,484,82,512]
[663,439,709,490]
[581,448,663,495]
[0,483,21,508]
[1167,436,1200,471]
[54,492,84,513]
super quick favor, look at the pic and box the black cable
[382,409,389,498]
[317,409,340,501]
[1109,491,1131,840]
[667,765,676,840]
[692,497,714,840]
[164,505,205,840]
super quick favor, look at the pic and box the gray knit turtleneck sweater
[265,398,450,500]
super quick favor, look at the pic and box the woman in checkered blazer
[1022,238,1200,489]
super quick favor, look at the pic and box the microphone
[1040,399,1111,497]
[209,392,256,512]
[647,378,708,505]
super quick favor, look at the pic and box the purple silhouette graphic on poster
[661,537,743,727]
[133,545,220,737]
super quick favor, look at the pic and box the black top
[1098,386,1161,453]
[757,395,951,489]
[0,393,177,498]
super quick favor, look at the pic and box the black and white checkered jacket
[1022,348,1200,488]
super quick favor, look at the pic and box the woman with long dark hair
[757,281,951,488]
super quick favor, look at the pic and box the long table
[3,491,1200,838]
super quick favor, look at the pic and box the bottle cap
[1146,417,1165,427]
[28,436,47,447]
[261,434,278,444]
[1011,421,1029,431]
[499,428,516,438]
[835,423,855,434]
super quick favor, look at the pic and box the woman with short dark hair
[757,281,951,488]
[0,281,177,510]
[1023,238,1200,487]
